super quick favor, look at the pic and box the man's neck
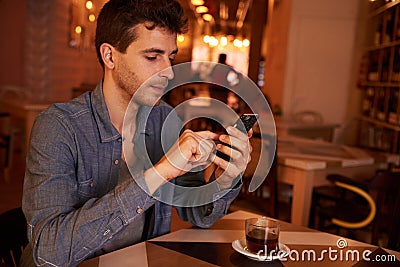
[102,76,139,134]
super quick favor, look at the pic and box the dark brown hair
[95,0,188,68]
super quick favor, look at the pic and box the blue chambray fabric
[20,81,241,267]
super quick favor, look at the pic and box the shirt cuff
[115,170,157,225]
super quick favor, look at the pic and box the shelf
[358,81,400,87]
[358,1,400,155]
[364,39,400,51]
[360,116,400,131]
[369,0,400,18]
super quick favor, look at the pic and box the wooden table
[79,210,400,267]
[277,136,400,226]
[276,119,340,142]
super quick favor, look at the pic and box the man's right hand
[144,130,218,194]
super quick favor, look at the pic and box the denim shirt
[21,82,241,267]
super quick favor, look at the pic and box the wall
[284,0,359,123]
[0,1,26,88]
[0,0,104,104]
[263,0,292,110]
[0,0,195,104]
[264,0,363,143]
[47,0,103,102]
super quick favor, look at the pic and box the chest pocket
[77,177,96,199]
[76,163,118,201]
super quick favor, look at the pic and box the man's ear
[100,43,115,69]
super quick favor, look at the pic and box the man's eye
[146,56,157,61]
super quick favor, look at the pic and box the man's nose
[160,64,174,80]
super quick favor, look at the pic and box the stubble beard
[116,61,161,107]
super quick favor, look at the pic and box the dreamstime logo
[122,61,277,207]
[255,238,396,263]
[336,238,348,249]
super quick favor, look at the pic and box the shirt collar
[92,80,121,143]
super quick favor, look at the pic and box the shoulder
[34,93,92,132]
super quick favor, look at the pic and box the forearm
[24,171,155,267]
[176,183,241,228]
[143,165,172,195]
[174,171,242,228]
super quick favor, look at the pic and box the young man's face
[112,24,178,106]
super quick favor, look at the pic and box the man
[20,0,251,266]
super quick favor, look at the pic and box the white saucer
[232,238,290,261]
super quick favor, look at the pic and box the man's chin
[135,97,162,107]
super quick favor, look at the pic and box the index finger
[194,130,220,140]
[248,129,253,138]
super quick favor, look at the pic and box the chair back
[0,208,28,267]
[0,113,12,179]
[312,170,400,249]
[368,171,400,247]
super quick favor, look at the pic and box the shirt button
[136,207,143,214]
[117,138,122,143]
[114,159,119,165]
[90,181,94,187]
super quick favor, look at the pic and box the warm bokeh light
[177,34,185,43]
[191,0,204,6]
[75,26,82,34]
[243,39,250,47]
[203,35,210,43]
[208,36,218,47]
[220,36,228,46]
[88,14,96,22]
[195,6,208,13]
[85,1,93,10]
[202,13,213,22]
[233,39,243,48]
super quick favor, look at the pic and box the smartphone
[215,114,259,160]
[233,114,259,133]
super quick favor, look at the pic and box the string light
[220,36,228,46]
[202,13,213,22]
[195,6,208,13]
[208,36,219,47]
[88,14,96,22]
[85,1,93,10]
[177,34,185,43]
[191,0,204,6]
[75,26,82,34]
[233,39,243,48]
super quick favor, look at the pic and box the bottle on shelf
[376,87,387,121]
[392,46,400,82]
[380,48,390,82]
[359,2,400,154]
[374,20,383,45]
[368,50,380,81]
[362,87,376,117]
[388,89,400,124]
[396,11,400,40]
[383,10,394,43]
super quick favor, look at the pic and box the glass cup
[245,217,280,256]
